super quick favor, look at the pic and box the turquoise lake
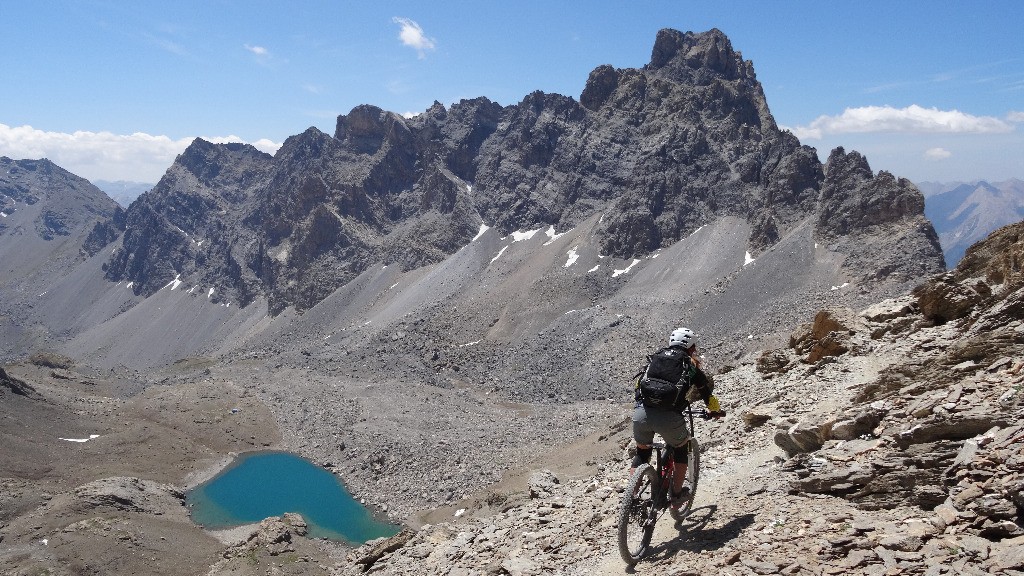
[186,451,400,543]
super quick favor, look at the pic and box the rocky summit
[1,27,1004,576]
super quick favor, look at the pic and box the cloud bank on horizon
[0,123,281,183]
[784,105,1018,140]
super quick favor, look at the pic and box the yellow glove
[707,395,721,413]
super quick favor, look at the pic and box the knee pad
[632,447,653,468]
[672,442,689,463]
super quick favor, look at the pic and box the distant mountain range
[918,179,1024,267]
[91,179,153,208]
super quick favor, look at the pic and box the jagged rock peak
[824,146,873,185]
[819,146,928,237]
[276,127,334,162]
[647,28,755,83]
[334,104,411,154]
[175,138,271,182]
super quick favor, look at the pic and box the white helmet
[669,327,696,349]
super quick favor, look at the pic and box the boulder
[860,296,917,323]
[913,273,987,323]
[774,419,832,456]
[756,349,792,374]
[789,307,862,363]
[831,407,885,441]
[0,367,36,397]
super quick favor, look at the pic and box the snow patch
[207,287,215,299]
[689,225,706,237]
[612,259,640,277]
[60,434,100,443]
[454,508,466,517]
[542,225,566,245]
[126,282,134,289]
[564,246,579,268]
[830,282,850,291]
[744,252,755,266]
[490,245,509,263]
[466,184,473,193]
[472,223,490,241]
[588,265,600,273]
[0,212,6,218]
[164,274,183,291]
[389,283,399,290]
[511,228,540,242]
[459,340,480,347]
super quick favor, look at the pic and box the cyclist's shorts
[632,404,691,447]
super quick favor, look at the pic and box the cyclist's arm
[691,369,714,405]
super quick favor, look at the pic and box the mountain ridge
[86,28,942,318]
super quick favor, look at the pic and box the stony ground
[2,227,1023,576]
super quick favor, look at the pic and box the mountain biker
[631,327,722,509]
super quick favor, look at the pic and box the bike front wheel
[669,437,700,521]
[617,464,658,565]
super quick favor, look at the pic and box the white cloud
[924,147,952,160]
[784,105,1014,140]
[1008,111,1024,122]
[0,123,281,183]
[244,44,269,56]
[392,17,435,58]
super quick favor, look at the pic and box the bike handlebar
[684,408,726,420]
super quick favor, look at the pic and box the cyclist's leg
[670,442,690,495]
[644,408,691,496]
[631,404,656,475]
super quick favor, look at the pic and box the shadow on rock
[643,507,756,564]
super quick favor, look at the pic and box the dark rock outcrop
[0,366,36,396]
[817,148,945,283]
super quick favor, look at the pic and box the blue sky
[1,1,1021,185]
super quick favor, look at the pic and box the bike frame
[617,407,714,565]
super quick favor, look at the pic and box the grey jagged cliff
[93,28,942,315]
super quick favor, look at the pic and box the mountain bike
[616,407,723,565]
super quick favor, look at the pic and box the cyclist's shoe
[670,487,691,509]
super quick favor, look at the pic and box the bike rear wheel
[617,464,658,565]
[669,437,700,520]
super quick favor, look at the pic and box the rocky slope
[0,157,121,357]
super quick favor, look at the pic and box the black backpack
[636,345,693,409]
